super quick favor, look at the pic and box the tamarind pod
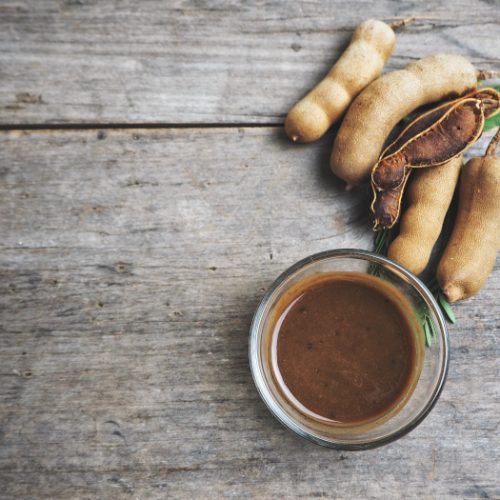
[399,99,484,167]
[383,88,499,159]
[437,130,500,302]
[331,54,477,186]
[387,155,463,275]
[371,169,411,230]
[370,98,485,230]
[372,98,485,190]
[384,102,458,158]
[285,20,395,143]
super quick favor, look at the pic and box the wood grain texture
[0,128,498,499]
[1,2,499,497]
[0,0,499,124]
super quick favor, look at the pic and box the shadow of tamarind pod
[437,128,500,302]
[285,19,396,143]
[331,54,477,187]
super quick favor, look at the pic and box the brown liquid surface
[273,272,417,424]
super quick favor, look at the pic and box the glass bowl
[249,249,449,450]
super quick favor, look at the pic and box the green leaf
[373,229,391,255]
[374,230,385,249]
[438,293,456,324]
[423,318,432,347]
[428,316,437,340]
[369,229,393,277]
[379,229,388,245]
[479,82,500,92]
[463,81,500,131]
[484,113,500,132]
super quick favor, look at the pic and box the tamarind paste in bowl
[249,250,448,449]
[271,272,419,425]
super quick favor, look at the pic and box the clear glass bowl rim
[248,248,450,450]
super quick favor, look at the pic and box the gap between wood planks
[0,122,282,131]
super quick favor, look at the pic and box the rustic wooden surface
[0,2,499,499]
[1,0,499,125]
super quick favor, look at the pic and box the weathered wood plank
[0,0,499,124]
[0,128,498,498]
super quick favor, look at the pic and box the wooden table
[1,2,499,498]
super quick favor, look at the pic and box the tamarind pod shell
[371,89,492,232]
[437,155,500,302]
[331,54,477,185]
[372,153,407,190]
[387,155,463,275]
[371,168,411,230]
[285,19,395,143]
[403,98,484,168]
[382,88,498,160]
[372,98,485,190]
[371,98,484,230]
[384,102,457,158]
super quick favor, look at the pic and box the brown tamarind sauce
[271,272,420,425]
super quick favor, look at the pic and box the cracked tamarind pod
[331,54,477,187]
[285,19,396,143]
[384,88,499,159]
[371,89,499,230]
[385,88,499,274]
[371,97,486,230]
[437,129,500,302]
